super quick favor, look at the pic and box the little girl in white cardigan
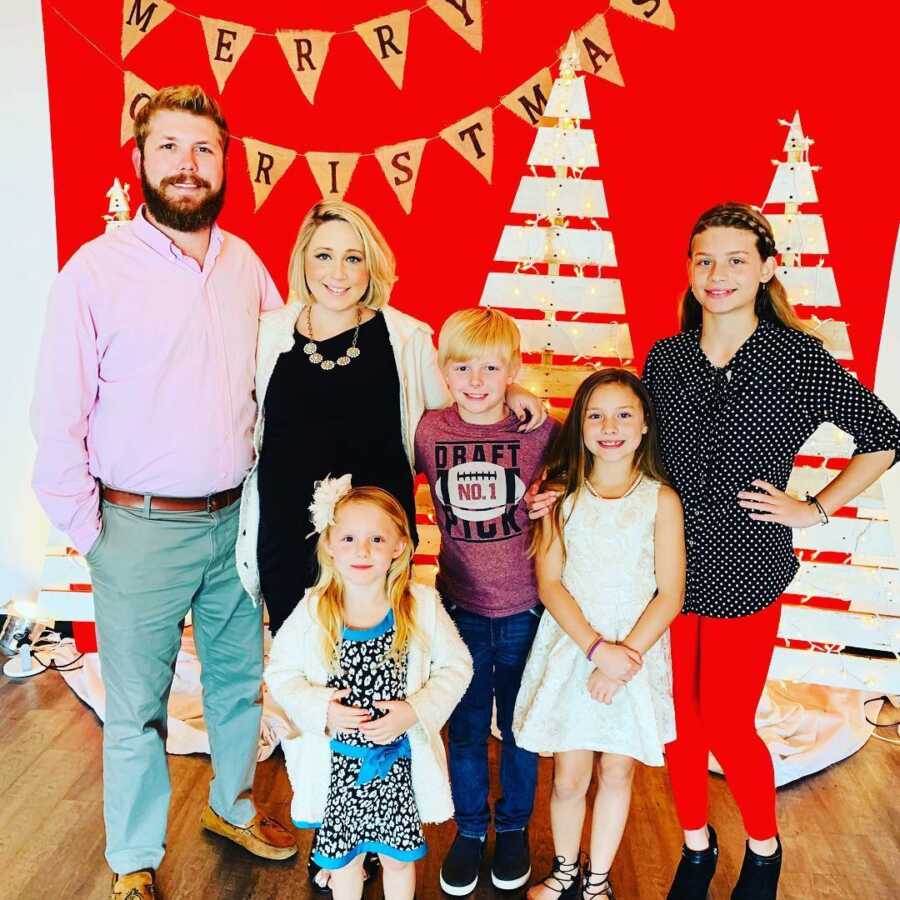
[266,476,473,900]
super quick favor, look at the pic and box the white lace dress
[513,477,675,766]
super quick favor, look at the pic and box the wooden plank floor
[1,670,898,899]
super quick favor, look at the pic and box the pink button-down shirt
[31,207,283,554]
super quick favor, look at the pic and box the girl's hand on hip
[593,642,642,682]
[587,669,624,705]
[326,688,371,734]
[737,479,821,527]
[358,700,418,745]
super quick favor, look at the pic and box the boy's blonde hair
[288,200,397,310]
[438,307,522,369]
[313,486,417,669]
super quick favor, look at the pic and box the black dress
[257,312,417,633]
[643,319,900,619]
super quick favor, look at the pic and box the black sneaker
[491,828,531,890]
[440,833,485,896]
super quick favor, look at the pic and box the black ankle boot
[666,825,718,900]
[731,836,782,900]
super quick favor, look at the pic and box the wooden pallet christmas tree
[479,35,634,412]
[763,113,900,693]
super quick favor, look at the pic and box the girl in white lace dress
[514,369,685,900]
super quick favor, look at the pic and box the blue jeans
[447,605,540,837]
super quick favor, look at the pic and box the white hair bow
[308,473,353,537]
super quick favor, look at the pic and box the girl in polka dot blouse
[643,203,900,900]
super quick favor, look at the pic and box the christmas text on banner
[573,14,624,86]
[200,16,256,92]
[502,68,554,125]
[440,107,494,182]
[121,70,156,145]
[306,152,361,200]
[374,139,428,213]
[354,10,411,89]
[243,138,297,212]
[426,0,483,52]
[610,0,676,30]
[275,29,333,104]
[121,0,175,58]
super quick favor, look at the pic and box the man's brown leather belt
[101,484,243,512]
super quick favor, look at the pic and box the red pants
[665,602,782,840]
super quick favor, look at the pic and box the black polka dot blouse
[643,319,900,619]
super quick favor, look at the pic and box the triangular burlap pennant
[610,0,675,30]
[121,0,175,58]
[501,68,553,125]
[440,107,493,183]
[121,70,156,146]
[276,30,333,104]
[573,14,624,86]
[243,138,297,212]
[374,139,428,214]
[200,16,256,92]
[354,11,411,89]
[306,153,360,200]
[426,0,483,52]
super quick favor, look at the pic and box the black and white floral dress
[311,610,426,868]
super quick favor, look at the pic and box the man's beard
[140,162,226,233]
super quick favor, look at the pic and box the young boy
[414,308,558,895]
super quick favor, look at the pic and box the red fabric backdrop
[41,0,899,383]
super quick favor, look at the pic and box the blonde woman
[265,480,472,900]
[235,200,544,637]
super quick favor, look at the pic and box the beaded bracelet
[805,493,829,525]
[586,636,604,662]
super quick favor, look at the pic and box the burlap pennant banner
[440,107,494,183]
[121,0,175,58]
[426,0,483,52]
[108,4,676,210]
[354,11,411,89]
[276,30,333,104]
[501,68,554,125]
[244,138,297,212]
[306,152,361,200]
[375,139,428,214]
[573,14,624,86]
[610,0,676,30]
[121,70,156,145]
[200,16,256,92]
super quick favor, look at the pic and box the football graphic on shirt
[435,462,526,522]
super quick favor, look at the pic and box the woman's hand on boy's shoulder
[358,700,418,745]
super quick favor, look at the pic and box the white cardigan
[236,301,450,603]
[265,581,473,825]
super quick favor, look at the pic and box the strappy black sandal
[533,856,581,900]
[581,859,615,900]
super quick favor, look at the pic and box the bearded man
[31,86,295,900]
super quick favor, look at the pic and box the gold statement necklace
[302,304,362,371]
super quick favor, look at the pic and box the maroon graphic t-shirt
[414,405,558,618]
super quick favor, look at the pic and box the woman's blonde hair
[530,368,668,559]
[287,200,397,310]
[313,486,417,669]
[680,202,817,338]
[438,307,522,370]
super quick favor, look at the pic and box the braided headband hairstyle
[679,202,816,337]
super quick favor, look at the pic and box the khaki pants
[86,497,263,875]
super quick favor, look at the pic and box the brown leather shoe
[200,805,298,860]
[110,869,157,899]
